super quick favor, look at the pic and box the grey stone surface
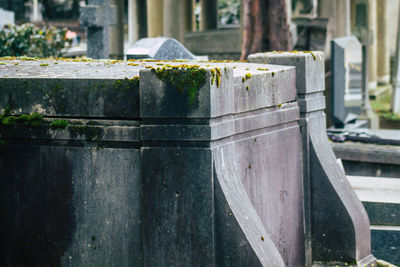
[0,56,378,266]
[309,115,372,263]
[80,0,117,59]
[0,146,141,267]
[0,7,14,28]
[140,62,295,119]
[127,38,196,60]
[364,202,400,226]
[331,37,362,126]
[141,147,215,266]
[371,226,400,265]
[213,145,285,266]
[249,52,376,266]
[184,28,241,59]
[248,51,325,95]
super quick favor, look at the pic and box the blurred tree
[241,0,291,59]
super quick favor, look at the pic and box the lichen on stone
[242,73,252,83]
[210,67,222,88]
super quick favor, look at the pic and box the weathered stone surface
[140,62,295,118]
[371,226,400,265]
[249,51,376,266]
[0,56,378,266]
[248,51,325,95]
[127,38,196,60]
[0,146,142,267]
[141,147,214,266]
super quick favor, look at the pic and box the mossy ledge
[151,64,207,105]
[0,112,43,127]
[49,119,69,130]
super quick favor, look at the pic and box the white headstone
[0,8,15,29]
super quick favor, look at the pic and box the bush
[0,23,70,57]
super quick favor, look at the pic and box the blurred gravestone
[331,36,362,127]
[0,8,15,29]
[126,38,196,60]
[392,0,400,114]
[80,0,117,59]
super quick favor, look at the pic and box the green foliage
[0,111,43,127]
[218,0,240,26]
[370,91,400,121]
[0,23,71,57]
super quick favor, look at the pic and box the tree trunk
[241,0,291,60]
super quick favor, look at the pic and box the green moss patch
[50,120,69,130]
[0,112,43,127]
[151,64,207,105]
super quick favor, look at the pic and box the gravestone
[292,18,331,57]
[126,37,196,60]
[331,36,362,127]
[391,0,400,114]
[0,54,377,266]
[0,8,14,28]
[80,0,117,59]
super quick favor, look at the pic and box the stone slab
[364,202,400,226]
[139,62,295,119]
[347,176,400,204]
[331,141,400,165]
[248,51,325,95]
[127,38,196,60]
[184,28,241,55]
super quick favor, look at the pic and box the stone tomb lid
[0,57,291,80]
[126,38,197,60]
[0,57,296,119]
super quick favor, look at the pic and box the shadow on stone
[0,145,74,267]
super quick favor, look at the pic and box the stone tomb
[126,37,197,60]
[0,54,376,266]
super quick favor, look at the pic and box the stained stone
[126,37,196,60]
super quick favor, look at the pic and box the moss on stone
[0,110,43,127]
[50,120,69,130]
[151,64,207,105]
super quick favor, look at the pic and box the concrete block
[248,51,325,95]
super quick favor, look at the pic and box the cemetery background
[1,0,400,266]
